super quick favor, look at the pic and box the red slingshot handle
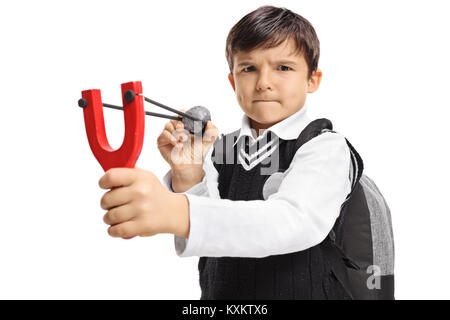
[81,81,145,172]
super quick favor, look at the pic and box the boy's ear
[228,73,236,91]
[307,68,322,93]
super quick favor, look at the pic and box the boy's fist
[157,109,219,170]
[99,167,189,239]
[157,109,219,192]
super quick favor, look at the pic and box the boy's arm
[173,132,352,258]
[161,144,221,253]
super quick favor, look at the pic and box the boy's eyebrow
[237,59,298,67]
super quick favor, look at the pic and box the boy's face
[228,37,322,133]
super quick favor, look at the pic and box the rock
[182,106,211,136]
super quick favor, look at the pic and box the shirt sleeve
[176,131,352,258]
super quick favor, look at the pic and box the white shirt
[161,104,352,258]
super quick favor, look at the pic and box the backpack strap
[331,136,365,246]
[281,118,333,166]
[293,118,334,151]
[342,138,364,205]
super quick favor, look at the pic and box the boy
[99,5,352,299]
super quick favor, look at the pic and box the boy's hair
[225,5,320,80]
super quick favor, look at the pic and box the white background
[0,0,449,299]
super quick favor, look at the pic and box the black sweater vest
[198,120,351,300]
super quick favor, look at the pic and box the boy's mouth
[253,100,278,102]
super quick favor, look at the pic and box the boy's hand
[157,109,219,192]
[98,167,190,239]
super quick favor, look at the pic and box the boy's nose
[256,71,273,91]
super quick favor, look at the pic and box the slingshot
[78,81,211,172]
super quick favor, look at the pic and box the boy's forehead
[234,38,304,64]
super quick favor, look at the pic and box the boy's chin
[250,114,284,129]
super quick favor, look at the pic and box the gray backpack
[295,118,395,300]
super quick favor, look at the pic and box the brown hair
[225,5,320,80]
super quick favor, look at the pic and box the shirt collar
[232,103,311,147]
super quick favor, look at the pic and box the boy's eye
[242,65,292,72]
[242,66,255,72]
[278,65,291,71]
